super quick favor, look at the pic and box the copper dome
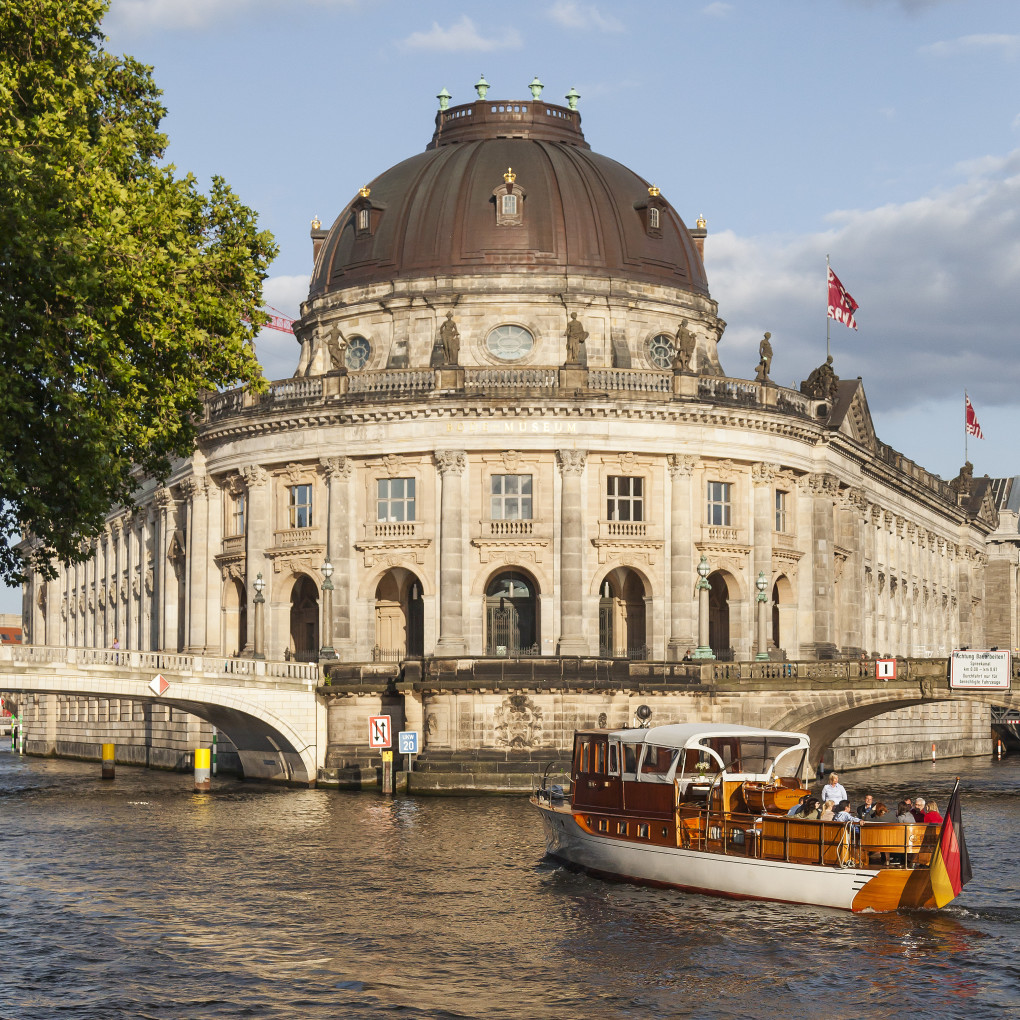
[309,99,709,297]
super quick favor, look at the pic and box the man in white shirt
[821,773,847,805]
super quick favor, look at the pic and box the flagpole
[825,254,831,359]
[964,391,968,464]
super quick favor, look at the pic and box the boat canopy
[605,723,810,751]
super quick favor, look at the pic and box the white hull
[536,802,878,911]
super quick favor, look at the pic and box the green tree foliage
[0,0,277,586]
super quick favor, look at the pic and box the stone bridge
[0,645,324,784]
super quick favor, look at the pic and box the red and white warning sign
[149,673,169,696]
[875,659,897,681]
[368,714,391,749]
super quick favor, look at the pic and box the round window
[345,335,371,371]
[646,333,675,369]
[486,324,534,362]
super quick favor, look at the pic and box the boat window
[608,741,620,776]
[637,823,649,839]
[594,742,607,774]
[623,744,640,775]
[640,745,678,776]
[580,739,591,774]
[773,744,807,779]
[617,821,628,835]
[737,738,769,774]
[707,737,740,770]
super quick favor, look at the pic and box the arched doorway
[223,577,247,657]
[374,569,425,660]
[598,568,648,658]
[772,574,795,658]
[485,570,538,655]
[289,575,319,661]
[708,571,731,661]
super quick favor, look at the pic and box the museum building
[21,82,1000,667]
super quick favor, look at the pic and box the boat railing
[680,807,937,869]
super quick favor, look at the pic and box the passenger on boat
[787,794,811,817]
[866,803,891,865]
[896,800,915,824]
[923,800,943,824]
[799,796,821,820]
[857,794,875,819]
[820,774,847,805]
[819,799,836,821]
[911,798,927,822]
[833,800,859,823]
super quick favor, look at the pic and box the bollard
[931,742,936,765]
[193,747,211,792]
[381,750,394,795]
[211,729,218,776]
[101,743,116,780]
[998,739,1004,760]
[17,716,25,755]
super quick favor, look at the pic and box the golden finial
[310,214,321,230]
[696,213,707,229]
[358,185,371,199]
[648,185,660,197]
[503,167,517,185]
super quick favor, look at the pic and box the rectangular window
[377,477,416,522]
[707,481,732,526]
[607,476,644,522]
[230,493,246,536]
[502,194,517,216]
[594,742,606,774]
[649,207,660,229]
[775,489,788,533]
[490,474,532,520]
[357,208,369,230]
[288,484,312,529]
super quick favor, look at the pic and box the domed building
[23,82,997,668]
[16,83,1006,784]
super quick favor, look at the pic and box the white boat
[531,723,958,912]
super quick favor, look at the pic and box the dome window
[492,168,525,226]
[352,185,378,238]
[345,335,371,371]
[646,333,675,370]
[635,186,665,238]
[486,324,534,362]
[649,207,660,229]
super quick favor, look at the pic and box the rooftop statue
[325,323,348,373]
[800,354,840,401]
[673,319,697,372]
[755,331,773,382]
[438,311,460,365]
[565,312,589,364]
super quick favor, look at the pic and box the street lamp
[693,554,715,660]
[252,572,265,660]
[755,570,770,661]
[319,559,337,661]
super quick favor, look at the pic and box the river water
[1,750,1017,1020]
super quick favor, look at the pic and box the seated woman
[819,799,836,821]
[923,799,943,824]
[799,796,821,820]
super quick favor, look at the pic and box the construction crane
[244,306,296,334]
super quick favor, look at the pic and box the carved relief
[181,476,208,500]
[240,464,268,488]
[666,454,697,478]
[383,454,401,477]
[494,694,542,749]
[224,473,246,497]
[619,451,637,473]
[807,472,840,499]
[60,596,67,620]
[502,450,521,474]
[435,449,467,476]
[281,462,305,486]
[319,456,352,481]
[154,487,176,512]
[751,462,779,486]
[556,449,587,475]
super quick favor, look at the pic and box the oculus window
[486,324,534,362]
[345,335,371,371]
[646,333,675,369]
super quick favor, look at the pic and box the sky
[4,0,1020,614]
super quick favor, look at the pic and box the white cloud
[705,149,1020,424]
[399,15,522,52]
[548,2,624,33]
[702,3,733,17]
[920,34,1020,58]
[106,0,355,34]
[255,274,308,381]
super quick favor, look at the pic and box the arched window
[357,208,369,231]
[345,334,371,370]
[501,194,517,216]
[649,207,660,229]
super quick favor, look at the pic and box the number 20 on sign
[368,715,391,749]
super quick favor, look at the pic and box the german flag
[928,780,973,908]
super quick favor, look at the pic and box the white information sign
[398,730,419,755]
[148,673,169,696]
[950,649,1011,690]
[368,714,392,749]
[875,658,897,680]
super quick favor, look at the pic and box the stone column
[751,462,778,658]
[184,474,210,653]
[807,472,839,659]
[435,450,467,656]
[666,454,697,659]
[242,464,271,656]
[155,487,177,651]
[556,449,588,655]
[320,456,354,656]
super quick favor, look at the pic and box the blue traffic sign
[398,730,419,754]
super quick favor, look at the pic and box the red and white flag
[827,266,859,331]
[965,394,984,439]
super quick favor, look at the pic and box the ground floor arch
[289,575,319,661]
[772,573,796,657]
[484,568,539,656]
[598,566,649,659]
[374,568,424,660]
[222,576,247,657]
[708,570,733,660]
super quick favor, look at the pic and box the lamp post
[755,570,770,661]
[252,572,265,660]
[319,559,337,660]
[693,554,715,660]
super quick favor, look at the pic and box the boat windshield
[704,735,805,777]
